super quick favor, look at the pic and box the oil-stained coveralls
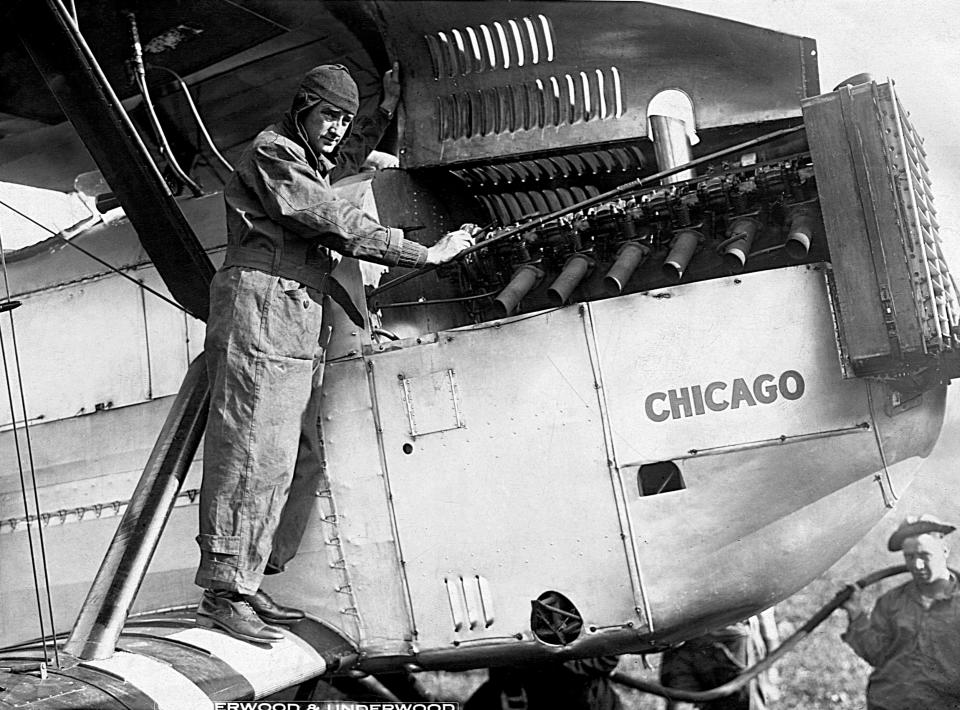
[842,575,960,709]
[195,65,428,600]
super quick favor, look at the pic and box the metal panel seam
[635,422,873,465]
[316,462,363,642]
[580,302,652,630]
[365,357,419,646]
[865,382,898,506]
[838,88,899,352]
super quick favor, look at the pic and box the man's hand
[841,584,864,618]
[426,227,475,265]
[380,61,401,117]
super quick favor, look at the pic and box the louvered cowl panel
[378,2,819,168]
[452,145,645,225]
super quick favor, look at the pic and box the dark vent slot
[425,15,556,78]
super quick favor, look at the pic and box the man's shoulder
[249,126,304,159]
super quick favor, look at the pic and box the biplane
[0,1,957,707]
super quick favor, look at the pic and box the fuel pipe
[126,11,203,197]
[609,565,909,702]
[146,65,235,175]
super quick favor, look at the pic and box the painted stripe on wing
[171,627,326,697]
[83,650,211,710]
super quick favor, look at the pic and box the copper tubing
[604,242,650,294]
[493,264,545,317]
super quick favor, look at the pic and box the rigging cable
[0,198,192,316]
[218,0,293,32]
[0,223,59,669]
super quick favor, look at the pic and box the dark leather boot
[244,588,305,625]
[196,589,285,643]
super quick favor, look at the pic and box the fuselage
[0,190,947,666]
[1,3,958,706]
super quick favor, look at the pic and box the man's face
[302,100,353,156]
[902,534,951,584]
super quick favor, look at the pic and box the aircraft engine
[370,79,959,384]
[372,140,827,329]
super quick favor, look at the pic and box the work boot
[196,589,285,643]
[244,588,305,625]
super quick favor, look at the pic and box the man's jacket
[222,70,427,295]
[843,576,960,709]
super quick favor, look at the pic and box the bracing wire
[0,334,48,666]
[0,225,58,668]
[0,198,191,316]
[218,0,293,32]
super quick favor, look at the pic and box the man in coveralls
[841,514,960,709]
[193,63,474,643]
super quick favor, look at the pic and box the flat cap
[887,514,956,552]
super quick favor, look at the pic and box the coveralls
[842,575,960,709]
[195,69,427,595]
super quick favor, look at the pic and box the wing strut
[63,355,210,660]
[13,0,214,321]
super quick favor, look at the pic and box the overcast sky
[652,0,960,265]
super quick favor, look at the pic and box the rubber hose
[610,565,908,701]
